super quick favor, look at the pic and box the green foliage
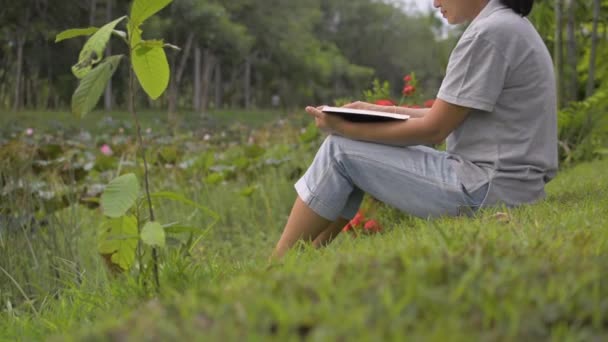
[101,173,140,218]
[529,0,607,102]
[70,16,127,79]
[320,0,447,98]
[72,55,123,117]
[5,0,458,111]
[359,73,432,108]
[299,121,320,144]
[1,106,607,338]
[98,216,139,271]
[55,27,99,43]
[558,86,608,163]
[151,191,219,221]
[362,79,392,103]
[132,42,170,100]
[2,153,608,340]
[172,0,253,55]
[128,0,172,100]
[57,1,174,113]
[141,222,166,248]
[57,1,179,289]
[130,0,173,27]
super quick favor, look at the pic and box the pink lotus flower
[25,128,34,136]
[100,144,113,156]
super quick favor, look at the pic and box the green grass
[0,108,288,137]
[1,156,607,341]
[1,108,607,341]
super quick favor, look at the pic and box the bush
[558,87,608,164]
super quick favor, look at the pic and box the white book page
[321,106,409,120]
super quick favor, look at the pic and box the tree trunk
[45,36,53,110]
[167,32,194,119]
[25,77,32,109]
[193,45,202,111]
[89,0,97,25]
[13,29,27,112]
[104,0,114,110]
[200,49,216,113]
[586,0,600,98]
[229,67,239,108]
[243,56,252,109]
[254,70,262,108]
[554,0,564,107]
[565,0,577,102]
[214,63,222,110]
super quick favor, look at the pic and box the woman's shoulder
[468,8,535,41]
[461,11,539,54]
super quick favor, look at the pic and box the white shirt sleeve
[437,34,509,112]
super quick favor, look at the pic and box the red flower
[424,99,435,108]
[403,75,413,83]
[350,212,365,227]
[343,211,365,234]
[402,85,415,96]
[374,99,395,106]
[342,223,353,233]
[364,219,381,233]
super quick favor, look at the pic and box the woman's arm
[343,101,430,118]
[307,99,470,146]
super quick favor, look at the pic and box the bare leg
[271,196,332,259]
[312,218,350,248]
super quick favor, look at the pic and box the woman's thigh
[326,135,470,218]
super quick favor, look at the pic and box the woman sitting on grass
[272,0,557,258]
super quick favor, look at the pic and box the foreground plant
[56,0,214,291]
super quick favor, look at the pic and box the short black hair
[500,0,534,16]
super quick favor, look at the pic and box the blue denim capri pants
[295,135,488,221]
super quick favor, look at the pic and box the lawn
[0,109,607,341]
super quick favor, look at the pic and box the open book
[321,106,410,123]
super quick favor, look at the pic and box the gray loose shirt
[438,0,558,207]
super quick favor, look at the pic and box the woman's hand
[305,106,347,134]
[342,101,375,110]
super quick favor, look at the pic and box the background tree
[0,0,604,113]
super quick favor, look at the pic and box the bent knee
[323,134,349,147]
[319,134,348,155]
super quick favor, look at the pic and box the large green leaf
[132,44,170,100]
[98,216,138,271]
[130,0,172,27]
[72,55,123,117]
[101,173,140,218]
[71,16,126,79]
[141,221,166,248]
[55,27,99,43]
[127,21,143,49]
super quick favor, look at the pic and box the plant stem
[128,58,160,293]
